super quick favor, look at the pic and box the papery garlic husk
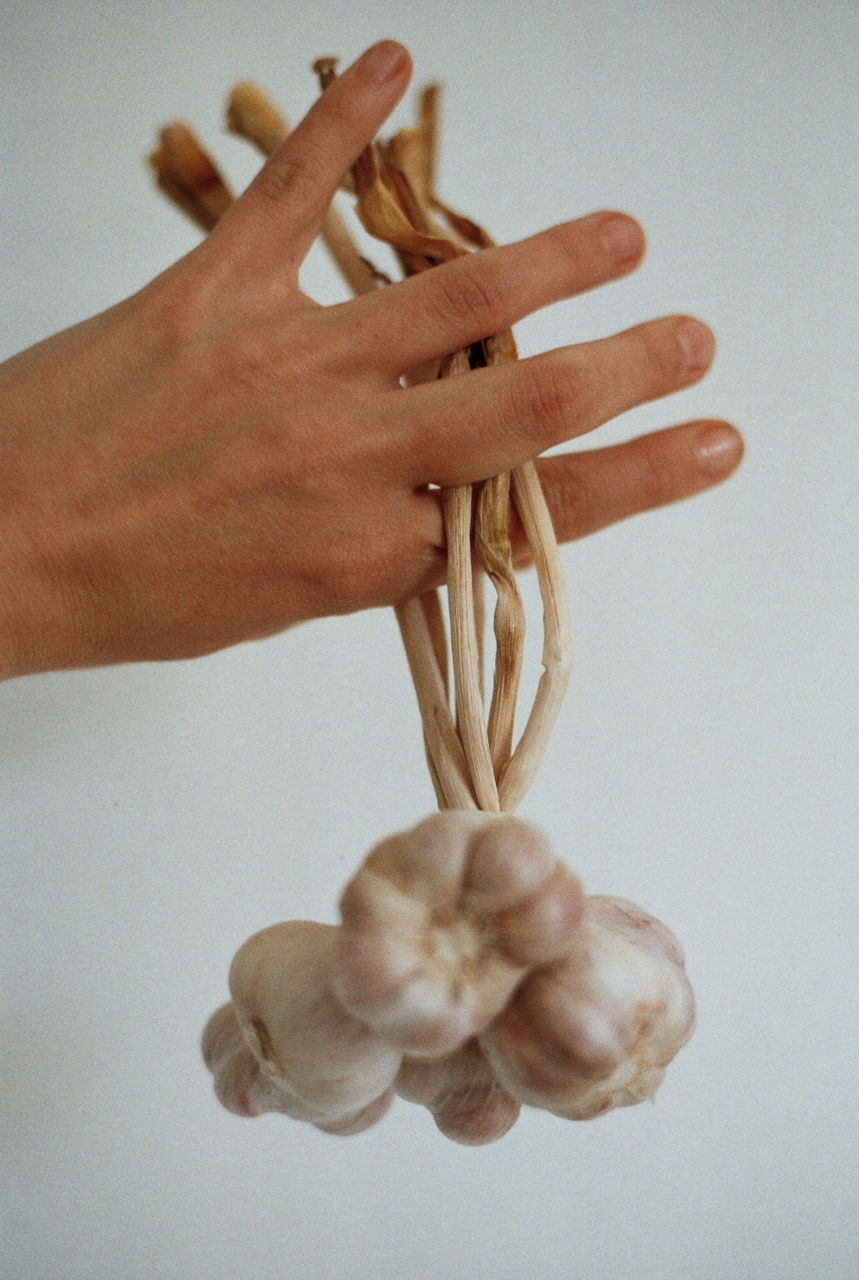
[479,895,696,1120]
[226,921,401,1130]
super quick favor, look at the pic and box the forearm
[0,313,136,680]
[0,532,65,681]
[0,350,75,681]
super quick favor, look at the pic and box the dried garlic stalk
[149,122,233,231]
[310,57,573,817]
[149,61,693,1144]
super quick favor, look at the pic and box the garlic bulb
[202,813,695,1142]
[480,895,696,1119]
[224,921,401,1133]
[333,811,585,1056]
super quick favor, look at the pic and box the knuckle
[252,150,326,211]
[544,464,594,535]
[426,257,507,336]
[212,314,320,400]
[637,440,681,505]
[637,322,686,390]
[541,220,589,278]
[509,358,592,445]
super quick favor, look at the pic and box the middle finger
[343,212,645,375]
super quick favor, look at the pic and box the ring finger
[389,313,716,486]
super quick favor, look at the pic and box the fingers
[215,41,412,273]
[395,419,741,603]
[348,212,645,373]
[520,420,743,551]
[394,314,717,485]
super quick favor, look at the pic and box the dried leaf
[226,82,290,155]
[148,122,233,232]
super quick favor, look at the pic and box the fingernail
[676,319,715,372]
[694,423,744,476]
[600,215,644,266]
[358,40,409,83]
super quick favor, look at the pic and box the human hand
[0,40,742,679]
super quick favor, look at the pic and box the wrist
[0,536,46,681]
[0,519,85,681]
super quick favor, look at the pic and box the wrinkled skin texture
[203,813,695,1143]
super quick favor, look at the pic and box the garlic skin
[479,895,696,1120]
[225,920,401,1132]
[333,811,585,1057]
[202,1002,293,1119]
[395,1039,520,1145]
[201,999,396,1133]
[201,813,695,1141]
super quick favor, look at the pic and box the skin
[0,40,742,681]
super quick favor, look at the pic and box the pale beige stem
[475,470,525,782]
[499,461,574,811]
[474,328,571,807]
[419,589,449,699]
[413,593,455,809]
[442,470,499,813]
[472,563,486,704]
[395,598,477,810]
[225,81,288,155]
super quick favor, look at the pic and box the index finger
[214,41,412,275]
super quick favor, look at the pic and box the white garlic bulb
[225,921,401,1133]
[333,811,585,1056]
[202,812,695,1142]
[480,895,696,1120]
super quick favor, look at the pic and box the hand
[0,40,742,679]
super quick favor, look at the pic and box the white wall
[2,2,856,1277]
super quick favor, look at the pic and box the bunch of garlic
[203,812,695,1144]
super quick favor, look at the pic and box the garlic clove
[480,895,696,1120]
[333,811,584,1057]
[396,1039,520,1145]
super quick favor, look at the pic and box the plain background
[1,2,856,1278]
